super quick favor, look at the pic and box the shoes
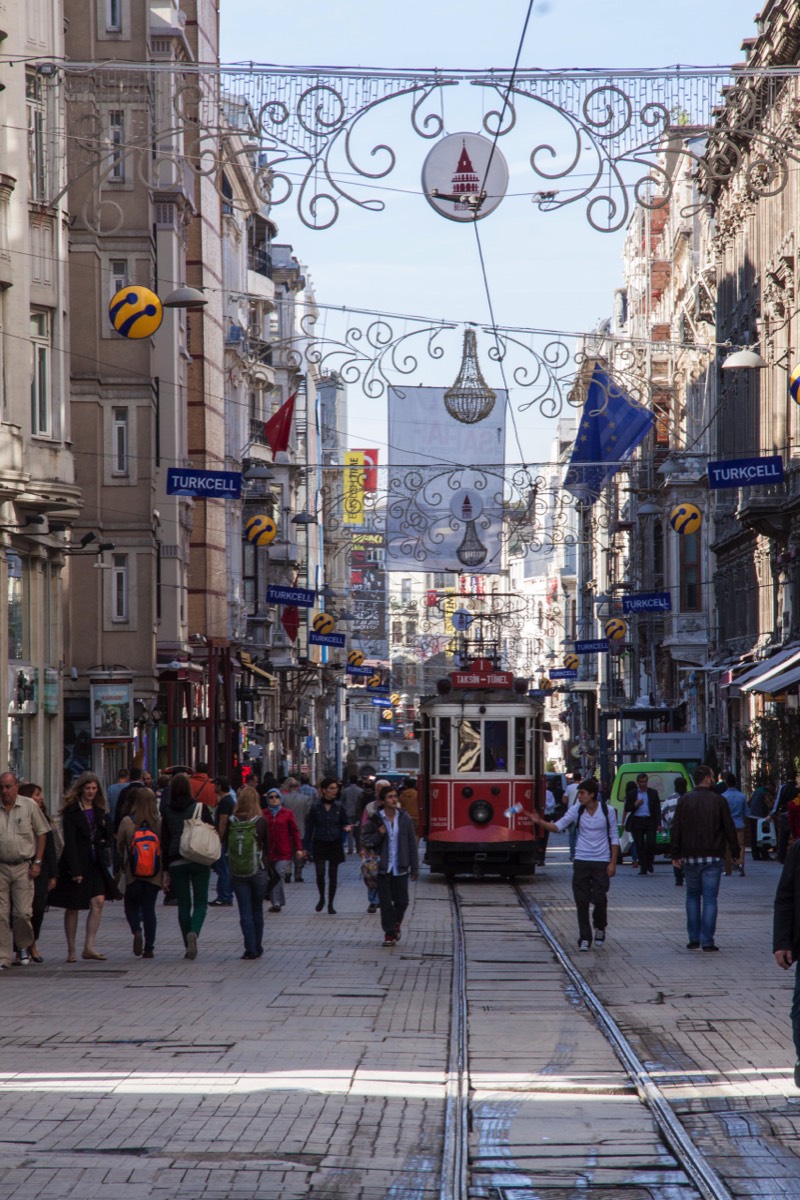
[647,867,654,874]
[82,949,106,961]
[29,954,43,964]
[283,873,292,884]
[133,931,143,957]
[15,949,30,966]
[0,964,8,970]
[638,871,648,876]
[594,930,606,945]
[209,899,233,907]
[268,905,282,913]
[241,951,258,960]
[675,880,684,887]
[686,941,700,950]
[794,1061,800,1089]
[702,944,720,952]
[578,939,590,952]
[66,953,77,963]
[328,904,337,914]
[295,877,304,883]
[367,904,378,913]
[142,949,154,959]
[185,932,198,960]
[739,867,746,877]
[315,899,325,912]
[257,948,264,957]
[383,933,397,946]
[394,926,401,942]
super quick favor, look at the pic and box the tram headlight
[469,799,494,825]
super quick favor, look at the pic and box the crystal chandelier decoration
[444,328,496,424]
[456,518,488,567]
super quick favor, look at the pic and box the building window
[243,541,257,613]
[680,533,701,612]
[111,553,128,621]
[109,111,124,181]
[30,311,51,436]
[112,407,129,475]
[106,0,122,30]
[26,73,47,201]
[7,553,26,659]
[110,258,129,298]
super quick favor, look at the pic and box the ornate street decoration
[53,63,800,232]
[443,329,497,424]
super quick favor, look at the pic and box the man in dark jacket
[670,763,740,952]
[627,771,662,876]
[773,840,800,1087]
[362,784,419,947]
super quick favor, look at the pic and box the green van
[608,761,693,858]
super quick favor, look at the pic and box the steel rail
[514,884,734,1200]
[439,882,469,1200]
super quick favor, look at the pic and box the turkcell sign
[308,631,346,648]
[267,585,315,608]
[575,639,609,654]
[371,697,389,706]
[622,592,672,615]
[549,668,578,680]
[166,468,242,498]
[346,664,373,677]
[708,454,784,490]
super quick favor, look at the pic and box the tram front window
[457,721,481,772]
[483,720,508,772]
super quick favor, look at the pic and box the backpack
[228,816,261,877]
[179,803,221,866]
[574,798,613,854]
[129,822,161,878]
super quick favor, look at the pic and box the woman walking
[117,787,163,959]
[229,786,271,959]
[160,772,216,959]
[304,778,351,914]
[15,783,58,964]
[50,772,120,962]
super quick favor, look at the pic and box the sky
[220,0,761,460]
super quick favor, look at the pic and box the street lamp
[162,285,208,309]
[721,348,768,369]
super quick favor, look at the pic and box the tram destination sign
[708,454,784,489]
[622,592,672,614]
[450,657,513,689]
[574,639,609,654]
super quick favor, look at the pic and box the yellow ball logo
[382,708,394,721]
[390,693,401,707]
[564,653,578,670]
[312,612,336,635]
[108,285,163,339]
[367,672,382,688]
[669,503,702,536]
[348,650,365,667]
[244,514,277,546]
[790,363,800,404]
[605,618,626,642]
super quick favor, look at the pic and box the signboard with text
[267,585,315,608]
[166,468,241,498]
[575,639,609,654]
[308,631,346,648]
[622,592,672,615]
[707,455,784,489]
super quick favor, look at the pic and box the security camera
[70,667,78,681]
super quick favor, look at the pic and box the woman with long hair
[15,783,58,964]
[160,772,215,959]
[229,786,271,960]
[117,787,163,959]
[50,772,121,962]
[304,778,351,915]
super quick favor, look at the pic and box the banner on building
[386,385,506,573]
[350,529,388,660]
[362,449,379,493]
[343,450,365,525]
[90,682,133,739]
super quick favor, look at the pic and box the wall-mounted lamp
[162,285,208,309]
[291,512,317,526]
[721,348,768,369]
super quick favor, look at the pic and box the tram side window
[514,717,528,774]
[438,717,451,774]
[457,720,481,772]
[483,720,508,772]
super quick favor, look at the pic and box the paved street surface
[0,844,796,1198]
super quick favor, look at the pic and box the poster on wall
[386,385,506,573]
[91,682,133,739]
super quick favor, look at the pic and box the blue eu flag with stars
[564,365,655,506]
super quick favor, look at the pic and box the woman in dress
[304,778,351,914]
[229,786,271,959]
[117,787,163,959]
[50,772,121,962]
[160,771,215,959]
[15,782,58,964]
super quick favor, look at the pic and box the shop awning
[740,648,800,693]
[239,651,277,688]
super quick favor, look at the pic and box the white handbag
[179,803,221,867]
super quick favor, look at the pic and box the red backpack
[129,823,161,878]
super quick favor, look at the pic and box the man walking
[0,773,48,970]
[340,776,364,854]
[281,777,310,880]
[362,784,418,947]
[772,838,800,1088]
[208,776,235,907]
[722,772,748,876]
[628,771,661,875]
[533,777,618,951]
[774,770,798,863]
[670,763,740,952]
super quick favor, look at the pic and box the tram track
[442,879,736,1200]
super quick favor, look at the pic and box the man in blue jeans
[670,763,740,952]
[773,839,800,1088]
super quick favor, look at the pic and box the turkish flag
[264,392,296,460]
[281,605,299,643]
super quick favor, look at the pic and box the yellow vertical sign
[344,450,365,525]
[442,589,458,652]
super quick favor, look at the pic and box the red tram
[420,658,546,877]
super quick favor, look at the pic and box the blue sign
[549,668,578,679]
[368,686,390,695]
[379,723,394,733]
[309,631,346,648]
[371,697,389,706]
[166,468,242,498]
[267,585,315,608]
[575,639,609,654]
[346,664,373,677]
[622,592,672,615]
[451,608,474,632]
[708,455,784,490]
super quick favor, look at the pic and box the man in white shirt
[534,777,619,952]
[563,774,580,861]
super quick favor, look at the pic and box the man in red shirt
[190,762,217,808]
[261,788,304,912]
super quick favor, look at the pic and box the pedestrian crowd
[0,764,421,969]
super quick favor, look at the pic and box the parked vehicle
[608,760,693,859]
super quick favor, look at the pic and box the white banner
[386,386,506,573]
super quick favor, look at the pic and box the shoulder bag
[179,803,221,867]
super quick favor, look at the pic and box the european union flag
[564,365,655,505]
